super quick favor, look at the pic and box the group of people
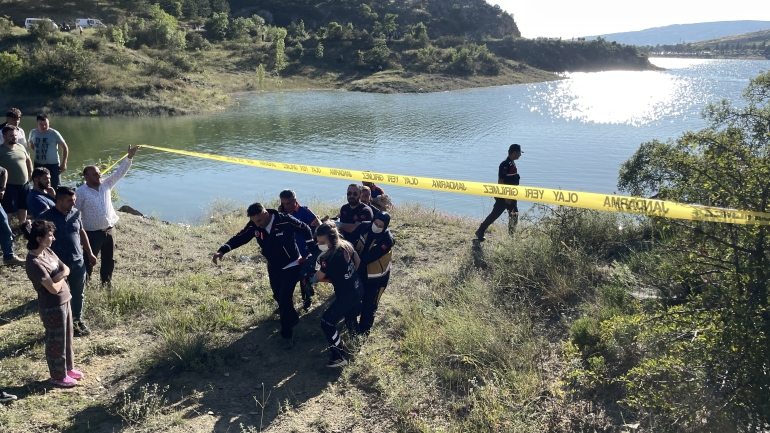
[213,182,394,367]
[1,109,139,393]
[1,106,522,395]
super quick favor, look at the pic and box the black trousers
[358,273,390,335]
[321,284,363,355]
[477,198,518,235]
[86,227,116,284]
[268,264,301,339]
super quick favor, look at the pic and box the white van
[25,18,58,29]
[75,18,106,28]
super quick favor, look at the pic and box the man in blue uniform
[475,143,523,241]
[277,189,319,258]
[212,202,314,349]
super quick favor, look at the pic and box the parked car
[75,18,105,28]
[25,18,58,29]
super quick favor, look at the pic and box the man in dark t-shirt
[476,143,523,241]
[337,184,373,243]
[40,187,97,337]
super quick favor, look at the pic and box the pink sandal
[50,376,78,387]
[67,370,84,380]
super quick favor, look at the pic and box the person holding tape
[476,143,523,241]
[213,202,315,349]
[352,211,394,335]
[76,145,139,286]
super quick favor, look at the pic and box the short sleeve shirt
[0,143,29,184]
[39,207,84,264]
[339,203,374,225]
[319,247,360,294]
[28,128,65,165]
[498,158,519,185]
[27,190,56,218]
[25,248,72,308]
[0,124,27,148]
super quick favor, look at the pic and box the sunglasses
[347,192,359,196]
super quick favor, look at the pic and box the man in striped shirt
[75,145,139,285]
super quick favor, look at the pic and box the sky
[493,0,770,39]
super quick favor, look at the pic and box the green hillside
[0,0,654,115]
[638,28,770,59]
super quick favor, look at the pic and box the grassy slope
[0,200,646,432]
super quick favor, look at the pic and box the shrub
[0,52,23,87]
[28,39,94,93]
[28,20,58,41]
[315,42,323,58]
[0,16,14,38]
[369,39,389,65]
[146,58,179,78]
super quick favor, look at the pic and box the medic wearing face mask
[351,211,394,335]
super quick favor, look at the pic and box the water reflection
[16,59,770,222]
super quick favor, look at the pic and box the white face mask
[318,244,329,252]
[371,226,383,234]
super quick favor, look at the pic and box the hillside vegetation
[638,28,770,59]
[0,0,653,115]
[2,72,770,432]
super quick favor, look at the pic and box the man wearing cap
[475,143,523,241]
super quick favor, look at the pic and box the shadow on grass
[0,299,37,326]
[63,295,346,432]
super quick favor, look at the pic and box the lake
[16,58,770,222]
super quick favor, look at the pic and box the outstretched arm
[104,145,139,188]
[213,221,257,264]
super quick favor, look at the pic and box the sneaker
[278,338,295,350]
[0,391,17,403]
[67,370,84,380]
[73,321,91,337]
[50,376,78,387]
[325,356,349,368]
[2,256,25,267]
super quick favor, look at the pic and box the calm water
[18,58,770,222]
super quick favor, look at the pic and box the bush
[186,31,211,50]
[146,58,179,78]
[28,39,94,93]
[28,20,58,41]
[0,52,23,87]
[205,12,228,40]
[369,39,389,65]
[0,16,14,38]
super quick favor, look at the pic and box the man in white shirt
[0,108,28,148]
[75,145,139,285]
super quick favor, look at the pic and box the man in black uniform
[336,184,374,243]
[475,143,523,241]
[212,202,314,349]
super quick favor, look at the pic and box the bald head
[83,165,102,188]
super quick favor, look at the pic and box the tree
[0,17,14,38]
[28,39,94,93]
[327,22,344,40]
[210,0,230,14]
[369,39,389,65]
[113,0,149,16]
[206,12,229,40]
[358,4,378,21]
[256,63,265,87]
[315,42,324,59]
[412,21,429,47]
[612,72,770,429]
[295,41,304,59]
[0,52,23,87]
[273,28,287,74]
[382,13,398,34]
[148,4,186,49]
[230,17,254,39]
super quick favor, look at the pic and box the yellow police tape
[111,145,770,226]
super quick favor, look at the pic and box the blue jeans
[65,259,87,322]
[0,206,14,261]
